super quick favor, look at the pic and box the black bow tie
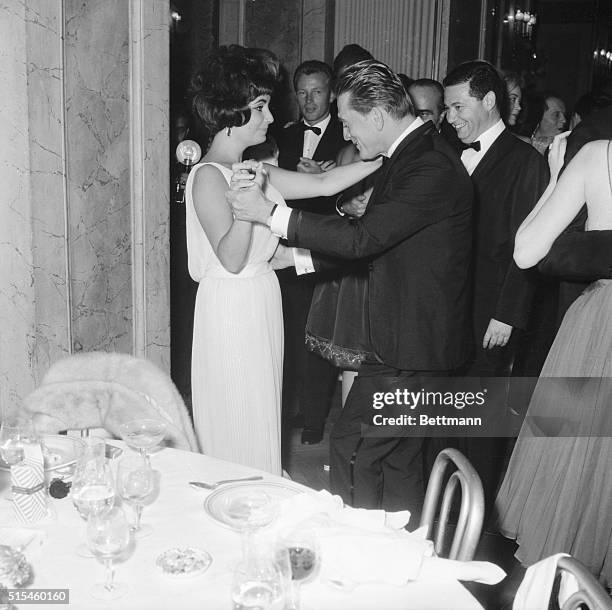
[302,123,321,135]
[460,140,481,152]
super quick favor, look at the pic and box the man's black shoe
[301,427,324,445]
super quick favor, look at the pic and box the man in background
[276,60,347,447]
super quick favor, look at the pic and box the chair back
[557,556,612,610]
[419,448,484,561]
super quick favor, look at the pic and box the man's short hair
[410,78,445,112]
[293,60,333,91]
[334,60,413,120]
[443,60,506,115]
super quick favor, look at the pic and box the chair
[23,352,199,452]
[556,556,612,610]
[419,448,484,561]
[513,554,612,610]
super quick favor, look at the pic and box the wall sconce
[174,140,202,204]
[505,8,537,39]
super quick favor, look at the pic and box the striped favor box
[11,444,48,524]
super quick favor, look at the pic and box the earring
[226,127,232,136]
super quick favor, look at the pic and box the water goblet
[70,456,115,557]
[86,506,131,600]
[118,419,166,464]
[116,455,155,538]
[231,557,285,610]
[276,528,320,610]
[0,423,30,467]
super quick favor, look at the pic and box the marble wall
[64,0,132,355]
[0,0,169,416]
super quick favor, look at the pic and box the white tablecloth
[0,444,484,610]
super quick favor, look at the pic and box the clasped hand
[226,160,271,224]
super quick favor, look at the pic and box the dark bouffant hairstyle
[332,44,374,78]
[190,45,277,140]
[443,60,507,117]
[334,60,413,120]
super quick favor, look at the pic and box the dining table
[0,440,486,610]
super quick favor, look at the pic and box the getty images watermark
[371,387,487,428]
[362,377,612,438]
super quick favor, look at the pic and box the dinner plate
[0,434,84,473]
[203,480,305,531]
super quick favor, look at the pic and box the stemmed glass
[116,455,155,538]
[231,556,285,610]
[0,422,34,467]
[276,528,320,610]
[86,506,131,600]
[70,450,115,557]
[118,419,166,464]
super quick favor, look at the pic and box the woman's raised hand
[230,160,267,191]
[548,131,571,179]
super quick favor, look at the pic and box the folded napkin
[11,444,48,524]
[273,490,411,534]
[272,490,432,588]
[419,556,506,585]
[320,528,433,587]
[513,553,578,610]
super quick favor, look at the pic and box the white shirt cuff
[269,206,293,239]
[292,248,315,275]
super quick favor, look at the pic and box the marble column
[0,0,170,417]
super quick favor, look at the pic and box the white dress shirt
[302,114,331,159]
[460,119,505,175]
[272,117,424,274]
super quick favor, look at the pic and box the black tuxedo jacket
[285,121,474,371]
[469,129,549,335]
[277,118,346,214]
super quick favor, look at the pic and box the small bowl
[156,547,212,578]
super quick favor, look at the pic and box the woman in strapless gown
[185,47,379,474]
[495,135,612,586]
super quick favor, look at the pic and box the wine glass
[231,557,285,610]
[0,423,31,467]
[118,419,166,463]
[70,456,115,557]
[276,528,320,610]
[86,506,131,600]
[116,455,155,538]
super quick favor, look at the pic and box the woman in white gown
[186,46,379,474]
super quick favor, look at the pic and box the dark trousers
[279,271,337,428]
[329,364,444,517]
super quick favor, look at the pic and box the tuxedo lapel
[313,119,343,161]
[470,129,513,183]
[368,121,435,207]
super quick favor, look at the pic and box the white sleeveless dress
[185,162,284,475]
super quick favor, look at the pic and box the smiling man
[443,60,549,513]
[443,61,548,375]
[228,60,473,515]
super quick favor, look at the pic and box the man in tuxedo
[443,61,549,511]
[275,60,347,446]
[443,61,549,378]
[228,60,473,514]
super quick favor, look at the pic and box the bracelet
[269,203,278,217]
